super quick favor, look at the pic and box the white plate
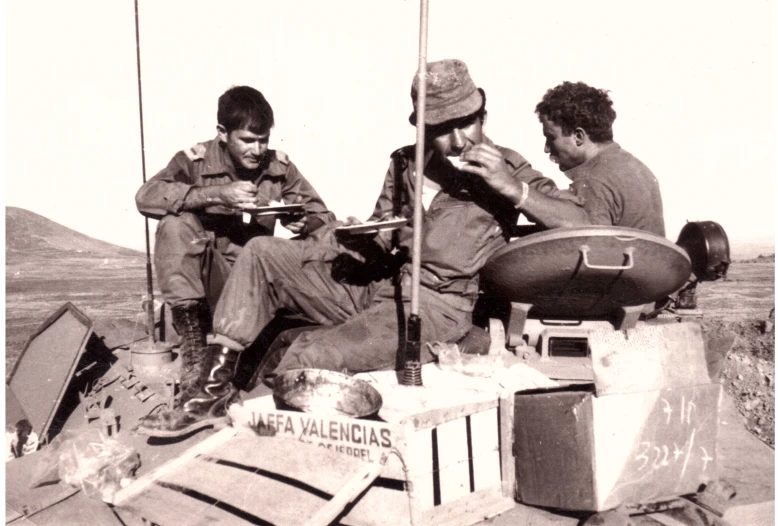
[335,218,408,235]
[241,204,305,217]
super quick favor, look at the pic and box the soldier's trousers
[211,236,474,374]
[154,213,244,311]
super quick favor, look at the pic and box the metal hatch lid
[7,302,94,441]
[481,226,692,318]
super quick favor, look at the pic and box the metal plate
[7,302,93,440]
[335,218,407,235]
[481,226,692,317]
[242,203,305,217]
[273,369,382,418]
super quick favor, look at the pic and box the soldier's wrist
[184,186,223,210]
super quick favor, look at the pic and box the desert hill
[6,207,144,259]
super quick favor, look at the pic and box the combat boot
[170,300,211,405]
[135,345,242,438]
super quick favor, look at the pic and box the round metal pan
[273,369,382,418]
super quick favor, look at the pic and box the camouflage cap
[409,59,484,126]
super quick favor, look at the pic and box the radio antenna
[401,0,429,387]
[133,0,156,344]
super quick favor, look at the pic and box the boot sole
[134,416,230,438]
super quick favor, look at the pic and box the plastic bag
[428,341,508,377]
[30,428,140,502]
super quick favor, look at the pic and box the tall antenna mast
[401,0,429,386]
[133,0,156,343]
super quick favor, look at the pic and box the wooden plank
[469,407,501,491]
[6,503,23,523]
[340,485,413,526]
[404,425,435,513]
[306,461,384,526]
[120,484,249,526]
[208,436,374,495]
[436,417,470,504]
[112,427,238,506]
[408,399,499,430]
[499,393,516,499]
[422,488,515,526]
[162,456,327,526]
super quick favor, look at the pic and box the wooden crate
[112,428,385,526]
[229,372,516,526]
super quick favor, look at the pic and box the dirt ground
[5,254,150,375]
[697,255,775,448]
[704,315,775,448]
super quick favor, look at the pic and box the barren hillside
[6,207,143,261]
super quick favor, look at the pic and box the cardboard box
[514,323,722,512]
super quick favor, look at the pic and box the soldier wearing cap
[135,85,334,413]
[136,60,562,438]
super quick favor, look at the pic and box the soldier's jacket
[135,138,334,234]
[367,137,561,299]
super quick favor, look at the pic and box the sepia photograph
[4,1,775,524]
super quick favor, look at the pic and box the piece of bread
[447,156,469,170]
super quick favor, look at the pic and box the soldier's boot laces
[171,301,211,405]
[135,345,241,438]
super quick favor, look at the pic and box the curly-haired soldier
[509,81,665,236]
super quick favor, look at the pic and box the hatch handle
[579,245,635,270]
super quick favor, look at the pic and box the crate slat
[112,427,238,506]
[207,435,371,495]
[162,455,328,526]
[422,487,515,526]
[499,393,516,498]
[409,399,499,430]
[405,426,435,511]
[306,461,384,526]
[437,417,471,504]
[340,484,413,526]
[121,484,250,526]
[470,407,501,490]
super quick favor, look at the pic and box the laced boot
[135,345,242,438]
[170,301,212,405]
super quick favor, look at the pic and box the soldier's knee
[244,235,282,254]
[157,213,204,242]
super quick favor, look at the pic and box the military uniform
[565,142,665,236]
[210,138,560,374]
[135,138,334,309]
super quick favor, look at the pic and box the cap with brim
[409,59,483,126]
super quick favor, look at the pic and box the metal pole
[401,0,429,386]
[134,0,156,343]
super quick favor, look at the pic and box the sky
[4,0,776,253]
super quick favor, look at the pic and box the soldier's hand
[220,181,259,208]
[281,214,308,233]
[458,144,521,198]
